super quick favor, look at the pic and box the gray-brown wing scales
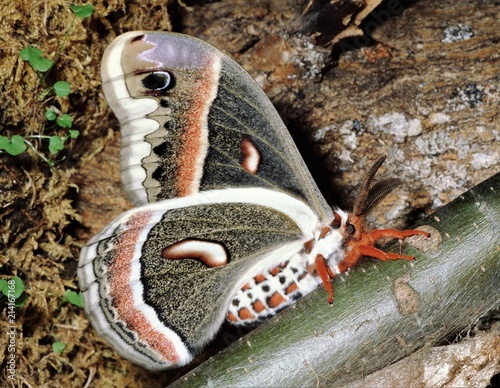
[201,58,322,206]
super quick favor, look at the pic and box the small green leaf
[0,277,27,306]
[54,81,71,97]
[68,129,80,139]
[0,135,27,156]
[20,47,52,72]
[57,114,73,128]
[49,136,64,154]
[63,289,84,308]
[70,4,95,18]
[46,108,57,121]
[53,341,66,354]
[32,57,53,72]
[11,277,25,299]
[20,47,42,61]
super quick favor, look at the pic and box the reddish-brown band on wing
[109,211,180,364]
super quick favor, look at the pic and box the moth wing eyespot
[141,71,175,92]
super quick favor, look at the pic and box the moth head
[320,156,427,300]
[344,155,402,243]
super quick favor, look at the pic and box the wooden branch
[170,173,500,386]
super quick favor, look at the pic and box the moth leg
[357,244,413,261]
[370,228,430,241]
[358,228,430,261]
[315,254,335,304]
[339,228,430,272]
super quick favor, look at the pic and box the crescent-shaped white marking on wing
[162,240,228,268]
